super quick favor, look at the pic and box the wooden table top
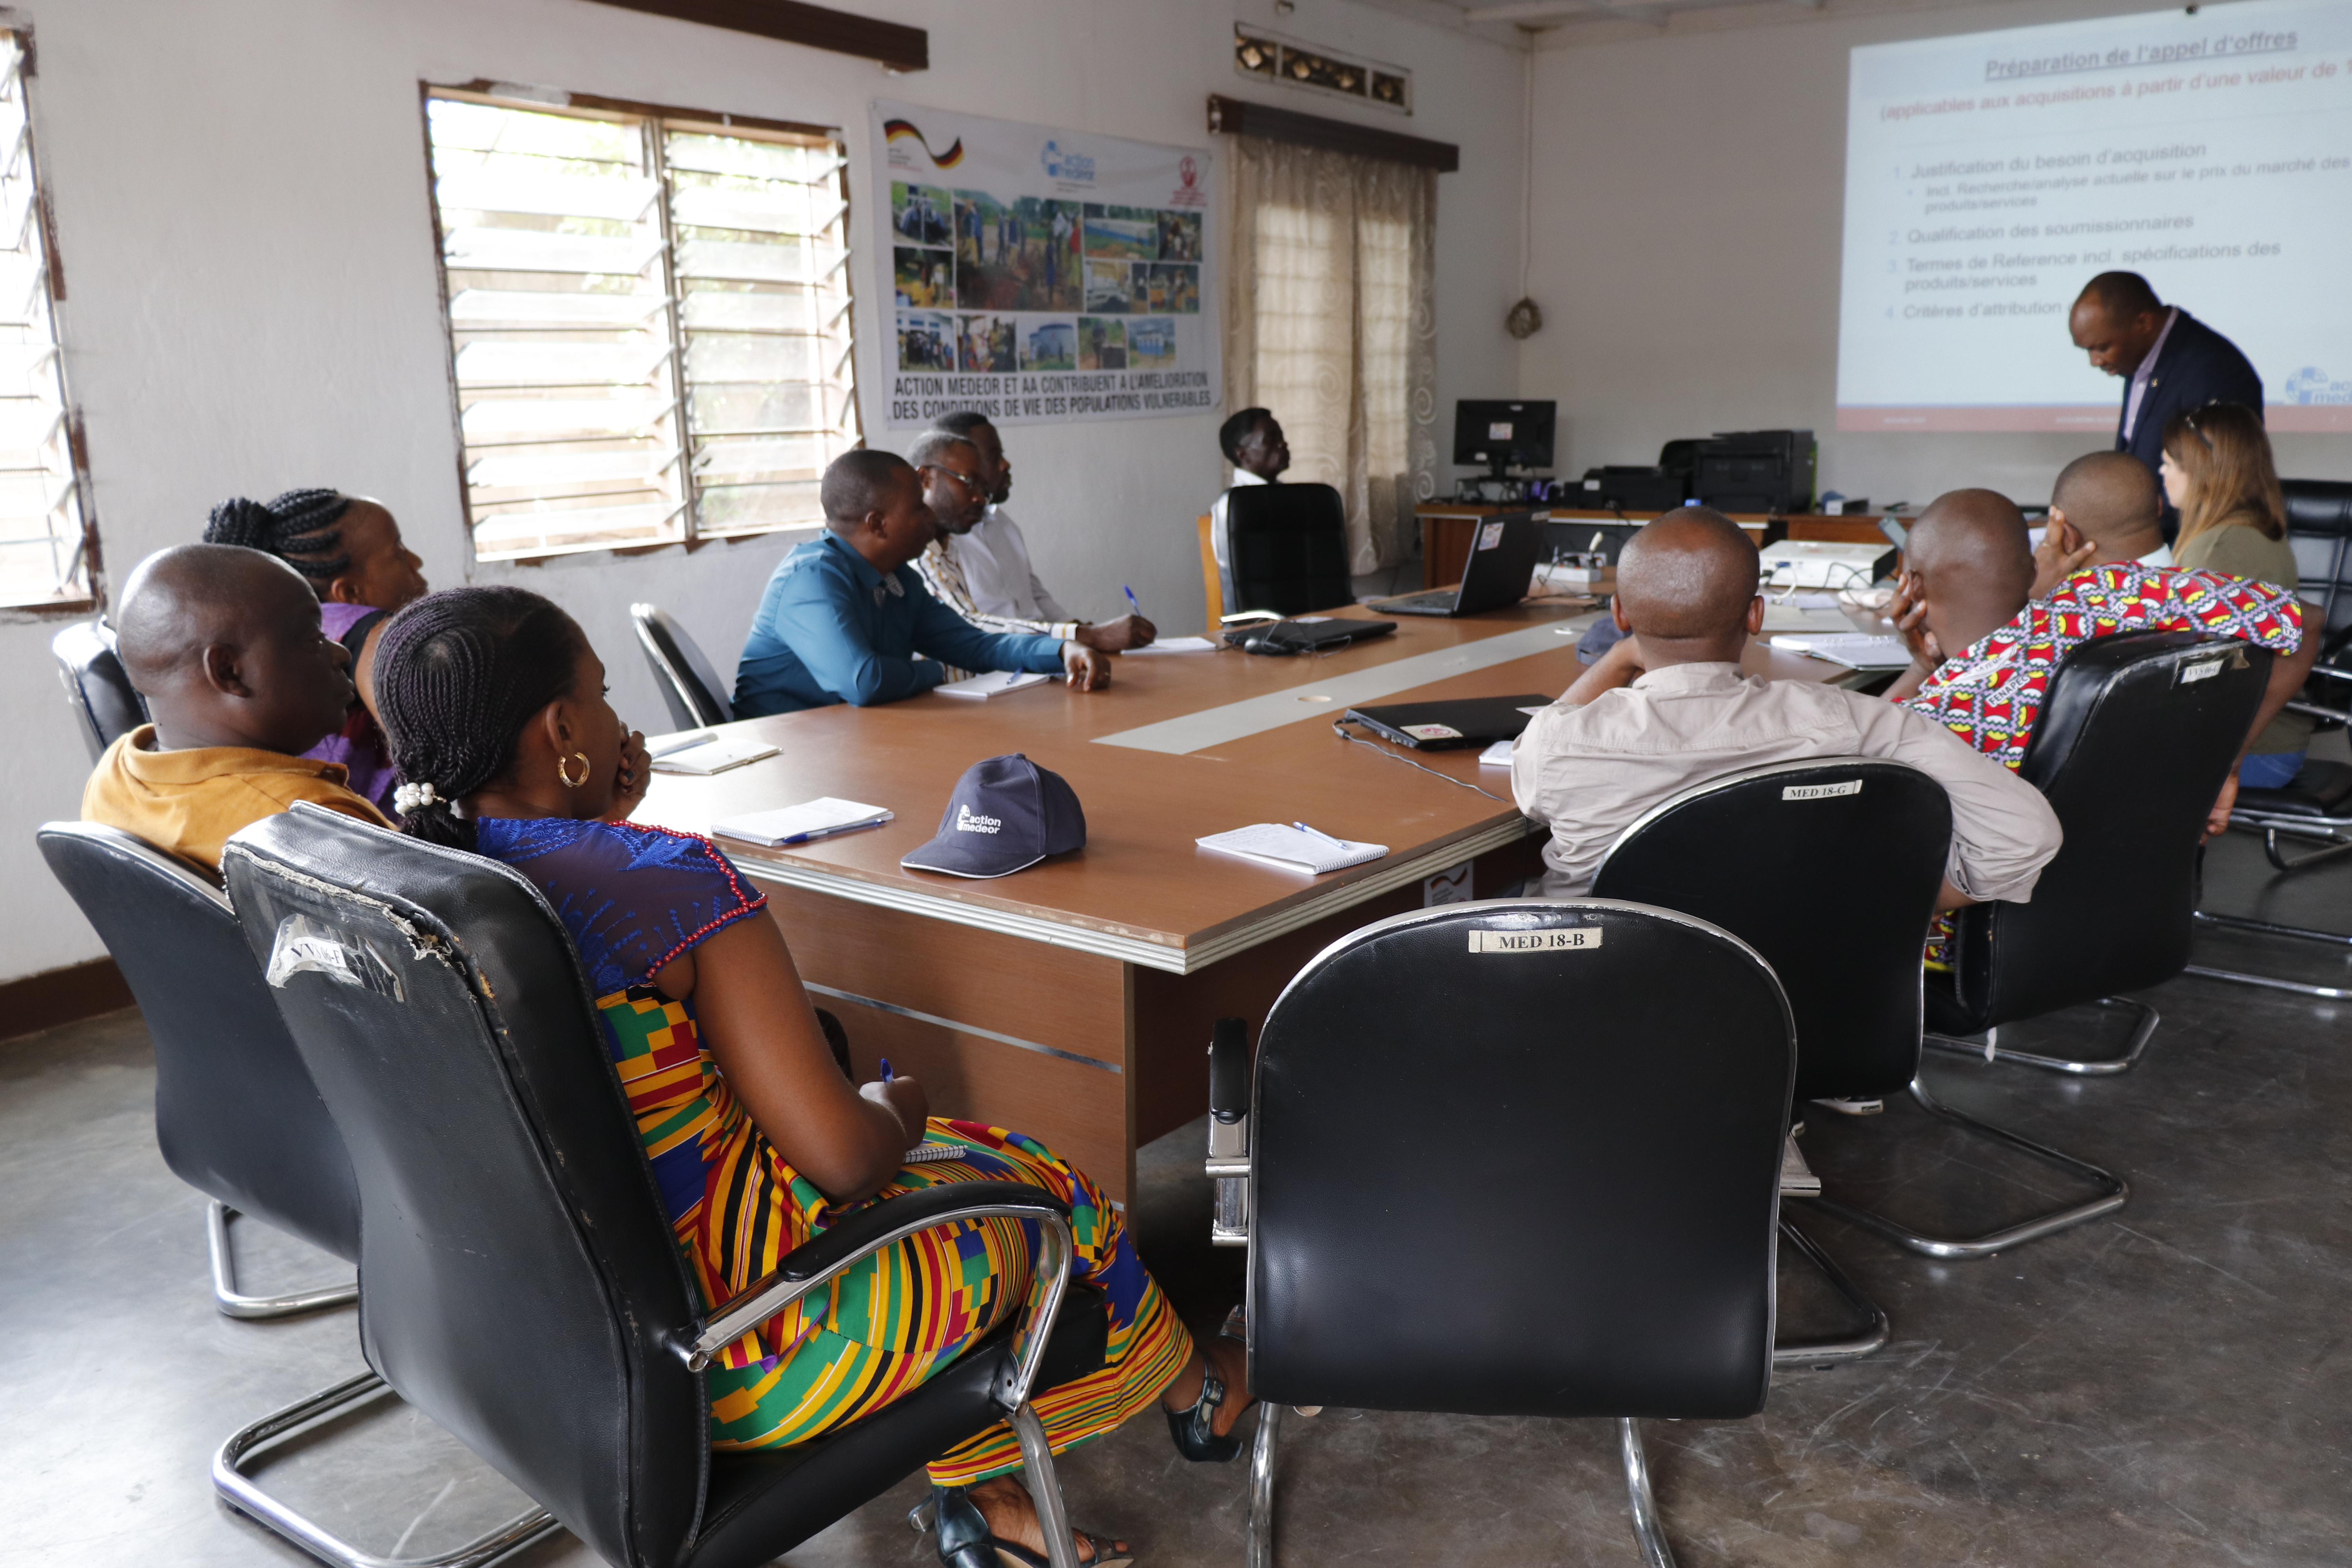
[633,599,1869,974]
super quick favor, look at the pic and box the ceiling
[1345,0,2032,51]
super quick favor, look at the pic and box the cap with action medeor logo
[899,753,1087,879]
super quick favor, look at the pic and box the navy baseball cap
[900,753,1087,879]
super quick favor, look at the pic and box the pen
[1292,821,1349,851]
[879,1058,894,1082]
[1123,584,1142,617]
[648,731,717,759]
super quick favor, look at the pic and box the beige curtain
[1221,134,1437,576]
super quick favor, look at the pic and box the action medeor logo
[1040,138,1095,185]
[955,803,1003,835]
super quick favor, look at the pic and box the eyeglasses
[2183,406,2214,450]
[920,464,986,494]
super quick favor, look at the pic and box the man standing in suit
[2068,271,2263,535]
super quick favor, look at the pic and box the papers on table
[1760,605,1857,635]
[1479,739,1516,767]
[936,670,1052,699]
[712,797,893,848]
[647,733,780,775]
[1768,633,1915,670]
[1124,636,1219,654]
[1197,822,1388,875]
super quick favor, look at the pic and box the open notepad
[1197,823,1388,875]
[712,797,892,848]
[936,670,1051,699]
[646,734,780,775]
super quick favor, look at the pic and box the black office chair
[1214,482,1353,617]
[1205,898,1794,1568]
[1921,632,2270,1075]
[632,601,735,731]
[36,822,358,1319]
[221,804,1109,1568]
[1593,759,2124,1261]
[53,618,147,763]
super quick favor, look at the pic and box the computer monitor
[1453,400,1556,480]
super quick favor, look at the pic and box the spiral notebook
[1196,823,1387,875]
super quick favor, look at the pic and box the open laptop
[1372,510,1548,617]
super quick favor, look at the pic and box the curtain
[1221,134,1437,576]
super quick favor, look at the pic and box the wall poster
[873,101,1219,430]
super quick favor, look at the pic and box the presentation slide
[1838,0,2352,433]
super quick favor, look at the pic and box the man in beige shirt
[1511,507,2060,906]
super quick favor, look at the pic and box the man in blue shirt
[733,449,1112,716]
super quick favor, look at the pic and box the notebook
[712,797,893,848]
[936,670,1052,699]
[648,734,780,775]
[1125,636,1219,654]
[1196,823,1388,875]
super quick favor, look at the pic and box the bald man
[1511,506,2059,904]
[2068,271,2261,514]
[2033,451,2172,599]
[82,543,389,868]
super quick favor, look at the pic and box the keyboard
[1374,588,1459,616]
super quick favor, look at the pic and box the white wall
[2,0,1523,983]
[1519,0,2352,505]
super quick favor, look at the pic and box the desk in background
[1415,503,1892,592]
[636,604,1861,1202]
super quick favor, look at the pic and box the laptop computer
[1341,693,1553,751]
[1221,616,1399,655]
[1372,510,1548,617]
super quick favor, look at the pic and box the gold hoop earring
[558,751,591,789]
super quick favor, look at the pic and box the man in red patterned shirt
[1884,489,2312,969]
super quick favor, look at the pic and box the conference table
[635,598,1873,1203]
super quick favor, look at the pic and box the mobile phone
[1878,515,1909,550]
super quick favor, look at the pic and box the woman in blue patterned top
[369,586,1251,1568]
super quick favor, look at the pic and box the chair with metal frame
[221,804,1109,1568]
[1590,757,2123,1262]
[52,617,147,764]
[1917,632,2270,1076]
[2183,479,2352,996]
[1205,898,1795,1568]
[37,821,359,1321]
[631,601,736,731]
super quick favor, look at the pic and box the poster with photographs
[875,102,1217,429]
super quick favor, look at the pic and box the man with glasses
[910,420,1156,654]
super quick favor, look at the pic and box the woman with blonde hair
[2160,401,2311,786]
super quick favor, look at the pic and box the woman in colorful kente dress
[369,586,1251,1568]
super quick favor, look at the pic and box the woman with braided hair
[369,587,1252,1568]
[203,489,426,812]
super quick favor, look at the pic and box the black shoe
[1165,1306,1252,1462]
[913,1485,1133,1568]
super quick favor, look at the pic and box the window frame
[420,80,862,566]
[0,24,97,615]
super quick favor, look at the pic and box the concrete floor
[5,825,2352,1568]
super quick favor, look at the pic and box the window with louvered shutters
[0,33,91,608]
[425,89,859,562]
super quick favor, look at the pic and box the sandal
[1165,1305,1252,1463]
[913,1485,1135,1568]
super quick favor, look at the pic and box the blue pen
[1123,584,1142,617]
[1292,821,1350,851]
[879,1057,894,1082]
